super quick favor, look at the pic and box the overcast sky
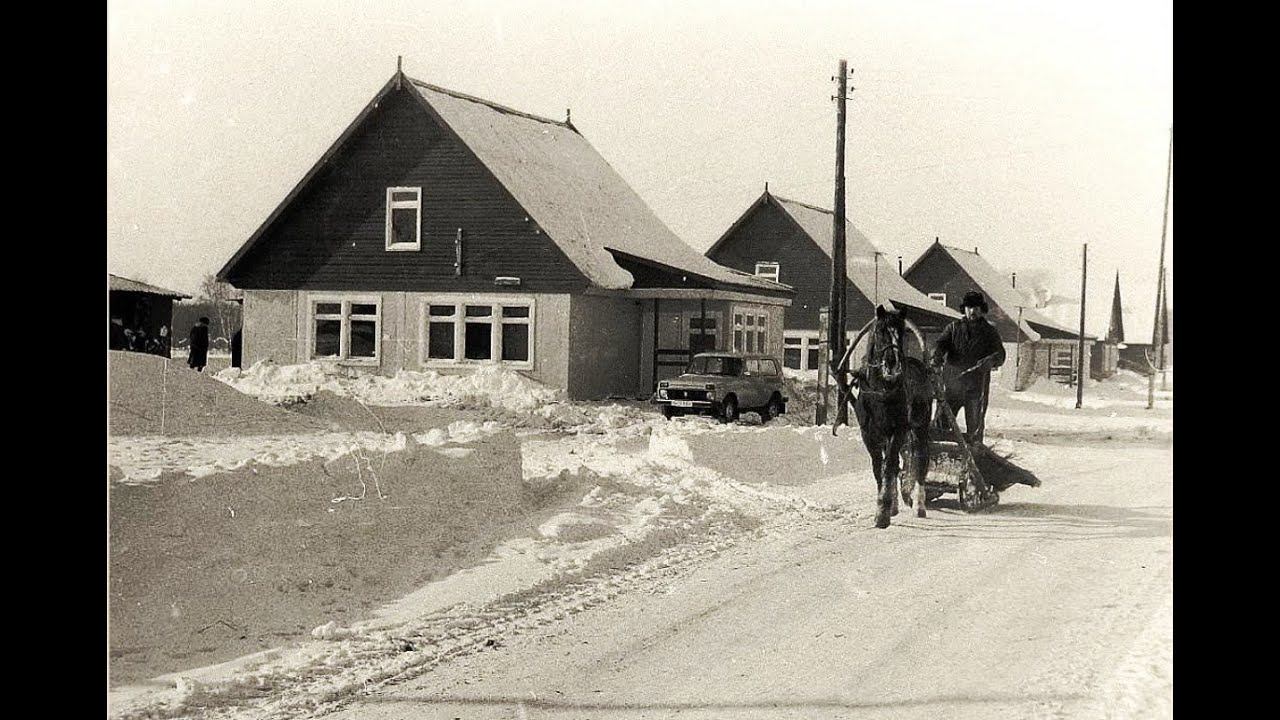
[107,0,1172,337]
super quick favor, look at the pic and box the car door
[742,358,763,407]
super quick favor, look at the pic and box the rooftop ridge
[938,242,980,255]
[407,77,571,129]
[771,194,836,215]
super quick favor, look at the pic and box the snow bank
[108,423,506,485]
[216,361,563,412]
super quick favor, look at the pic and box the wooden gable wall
[904,248,1022,342]
[225,87,590,293]
[707,200,873,331]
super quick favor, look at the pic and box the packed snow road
[318,440,1171,720]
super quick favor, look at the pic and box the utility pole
[828,58,852,426]
[1148,127,1173,409]
[1076,244,1088,409]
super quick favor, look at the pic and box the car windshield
[687,356,742,376]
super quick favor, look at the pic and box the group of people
[110,316,241,373]
[110,321,171,356]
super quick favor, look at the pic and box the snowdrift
[216,361,564,412]
[108,351,330,437]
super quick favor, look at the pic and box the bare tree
[198,273,239,342]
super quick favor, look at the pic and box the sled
[907,370,1000,512]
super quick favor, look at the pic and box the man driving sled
[931,291,1005,444]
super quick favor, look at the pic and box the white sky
[107,0,1172,335]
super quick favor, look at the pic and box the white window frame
[385,186,422,251]
[308,294,382,365]
[783,330,823,371]
[732,307,771,354]
[1050,345,1075,369]
[754,262,780,283]
[419,294,535,368]
[928,293,947,306]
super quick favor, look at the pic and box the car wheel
[660,404,675,420]
[761,394,784,423]
[719,395,739,424]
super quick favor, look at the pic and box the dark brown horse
[840,305,933,528]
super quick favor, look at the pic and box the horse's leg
[912,425,929,518]
[881,433,906,528]
[866,436,889,529]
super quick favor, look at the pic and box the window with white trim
[422,298,534,366]
[311,298,380,361]
[733,310,770,353]
[754,262,780,282]
[1051,345,1074,368]
[928,293,947,306]
[783,331,823,371]
[386,187,422,251]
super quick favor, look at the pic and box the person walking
[930,291,1005,444]
[188,317,210,372]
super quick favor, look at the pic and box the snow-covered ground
[107,361,1172,720]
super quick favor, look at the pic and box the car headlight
[705,384,715,391]
[658,381,669,388]
[658,389,668,399]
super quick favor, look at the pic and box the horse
[839,304,934,529]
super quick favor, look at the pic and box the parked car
[652,352,788,423]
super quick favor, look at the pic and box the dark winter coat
[931,317,1005,391]
[188,324,210,369]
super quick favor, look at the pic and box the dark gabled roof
[108,274,191,299]
[219,72,788,297]
[904,242,1091,341]
[711,191,958,322]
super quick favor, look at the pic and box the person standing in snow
[931,291,1005,444]
[188,317,210,372]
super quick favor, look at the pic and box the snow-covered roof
[749,194,959,322]
[912,243,1085,339]
[108,274,191,299]
[217,72,790,297]
[410,80,790,295]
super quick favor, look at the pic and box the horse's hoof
[917,507,926,519]
[875,514,891,529]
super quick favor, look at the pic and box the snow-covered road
[316,441,1172,720]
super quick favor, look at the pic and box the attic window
[754,262,780,282]
[386,187,422,251]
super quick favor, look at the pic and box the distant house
[705,190,958,372]
[903,241,1095,391]
[1117,284,1172,374]
[217,70,792,399]
[108,274,191,358]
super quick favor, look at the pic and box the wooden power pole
[829,58,851,426]
[1148,127,1173,409]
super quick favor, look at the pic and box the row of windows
[309,297,534,366]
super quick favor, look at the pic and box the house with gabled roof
[216,68,792,399]
[705,189,959,372]
[903,240,1095,390]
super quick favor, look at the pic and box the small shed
[108,274,191,357]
